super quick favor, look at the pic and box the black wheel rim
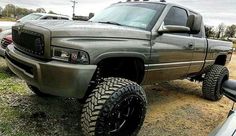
[106,95,145,135]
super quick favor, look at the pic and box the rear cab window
[41,16,58,20]
[60,17,69,20]
[42,16,69,20]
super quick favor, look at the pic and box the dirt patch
[139,54,236,136]
[0,55,235,136]
[139,81,231,136]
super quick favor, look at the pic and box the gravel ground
[0,54,235,136]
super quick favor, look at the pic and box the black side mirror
[223,80,236,102]
[88,13,95,19]
[186,14,202,34]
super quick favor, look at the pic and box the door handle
[188,43,194,49]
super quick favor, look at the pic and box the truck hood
[24,20,151,40]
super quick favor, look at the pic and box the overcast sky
[0,0,235,26]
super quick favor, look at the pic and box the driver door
[147,6,194,83]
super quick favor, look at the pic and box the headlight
[52,46,89,64]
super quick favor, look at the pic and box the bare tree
[48,10,57,14]
[2,4,16,17]
[36,8,46,13]
[216,23,226,39]
[0,6,2,18]
[225,25,236,38]
[205,25,216,38]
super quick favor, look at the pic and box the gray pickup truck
[5,1,233,136]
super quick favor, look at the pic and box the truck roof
[118,0,201,15]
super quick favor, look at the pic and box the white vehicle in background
[210,80,236,136]
[0,13,71,31]
[17,13,71,22]
[0,13,71,57]
[0,21,16,32]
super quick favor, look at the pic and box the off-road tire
[27,84,51,97]
[81,77,147,136]
[202,65,229,101]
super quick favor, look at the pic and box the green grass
[0,58,83,136]
[0,17,16,22]
[233,44,236,48]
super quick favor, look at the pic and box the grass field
[0,17,16,22]
[233,43,236,48]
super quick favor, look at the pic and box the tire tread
[202,65,229,101]
[81,77,146,136]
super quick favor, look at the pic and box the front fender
[51,37,151,65]
[93,52,146,64]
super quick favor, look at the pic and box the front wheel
[81,77,147,136]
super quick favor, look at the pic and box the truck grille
[12,28,45,56]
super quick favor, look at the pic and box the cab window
[164,7,189,36]
[164,7,188,26]
[60,17,69,20]
[42,16,58,20]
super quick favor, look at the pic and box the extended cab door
[188,12,208,75]
[147,6,194,82]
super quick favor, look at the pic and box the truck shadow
[144,80,203,105]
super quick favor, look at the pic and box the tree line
[0,4,56,19]
[205,23,236,41]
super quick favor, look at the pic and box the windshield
[90,3,165,30]
[18,14,42,22]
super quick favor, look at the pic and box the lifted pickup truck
[5,1,233,136]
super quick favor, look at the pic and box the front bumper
[5,44,97,99]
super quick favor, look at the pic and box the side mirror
[187,14,202,34]
[88,13,95,19]
[223,80,236,102]
[158,25,190,34]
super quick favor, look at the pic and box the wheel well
[215,55,227,66]
[96,57,145,84]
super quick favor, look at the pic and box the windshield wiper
[98,21,122,26]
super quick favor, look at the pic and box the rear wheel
[81,77,147,136]
[27,84,51,97]
[202,65,229,101]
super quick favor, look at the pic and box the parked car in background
[210,80,236,136]
[0,13,71,57]
[0,29,12,57]
[0,34,12,53]
[17,13,71,22]
[0,21,16,31]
